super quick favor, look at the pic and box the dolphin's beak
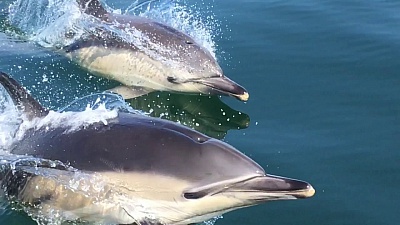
[194,76,249,101]
[221,175,315,201]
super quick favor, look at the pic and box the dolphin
[63,0,249,101]
[0,72,314,224]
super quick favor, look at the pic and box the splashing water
[7,0,220,58]
[132,0,219,57]
[59,92,144,114]
[0,154,114,225]
[0,85,20,151]
[0,90,129,151]
[7,0,86,48]
[14,104,119,142]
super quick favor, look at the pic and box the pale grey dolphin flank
[64,0,249,101]
[0,72,314,225]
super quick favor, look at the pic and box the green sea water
[0,0,399,224]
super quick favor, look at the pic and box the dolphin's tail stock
[0,72,48,120]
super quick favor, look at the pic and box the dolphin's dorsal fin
[0,72,48,120]
[77,0,108,20]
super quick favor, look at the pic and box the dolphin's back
[11,113,264,184]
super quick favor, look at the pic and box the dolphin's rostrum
[0,72,314,224]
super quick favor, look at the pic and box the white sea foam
[7,0,219,59]
[134,0,219,57]
[14,103,119,141]
[0,85,21,150]
[0,88,123,152]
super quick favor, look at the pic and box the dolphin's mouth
[184,174,315,201]
[221,175,316,201]
[190,76,249,101]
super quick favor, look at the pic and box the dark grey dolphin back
[116,16,223,79]
[64,30,138,54]
[0,72,48,120]
[12,113,264,186]
[74,0,223,81]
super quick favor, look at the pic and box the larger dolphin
[0,72,314,225]
[63,0,249,101]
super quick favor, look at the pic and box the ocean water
[0,0,399,225]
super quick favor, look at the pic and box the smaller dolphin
[0,72,313,224]
[63,0,249,101]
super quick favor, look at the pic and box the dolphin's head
[101,122,315,224]
[179,173,315,224]
[156,27,250,101]
[163,139,314,224]
[120,18,249,101]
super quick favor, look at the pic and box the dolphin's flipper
[108,86,153,100]
[1,167,54,206]
[0,72,48,120]
[1,165,116,223]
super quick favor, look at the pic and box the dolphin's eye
[183,191,207,199]
[211,74,223,78]
[185,40,194,45]
[167,76,178,84]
